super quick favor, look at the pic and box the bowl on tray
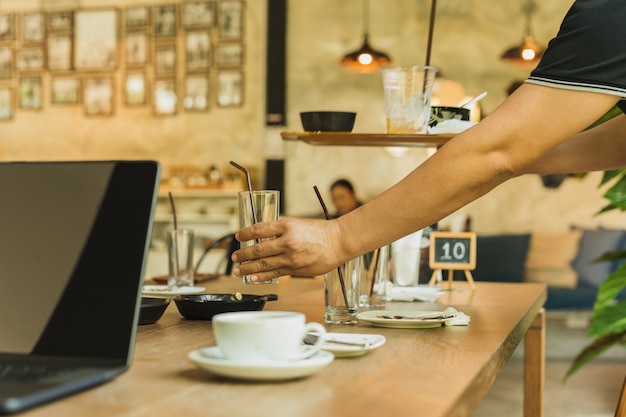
[173,293,278,320]
[300,111,356,132]
[138,297,170,325]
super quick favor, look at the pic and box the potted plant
[565,166,626,379]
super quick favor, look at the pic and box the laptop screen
[0,161,160,362]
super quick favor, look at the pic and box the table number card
[428,231,476,290]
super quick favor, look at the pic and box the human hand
[231,217,344,282]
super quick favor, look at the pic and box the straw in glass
[168,191,180,288]
[230,161,260,244]
[313,185,349,307]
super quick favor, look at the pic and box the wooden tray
[280,131,454,147]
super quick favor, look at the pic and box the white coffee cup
[212,311,327,362]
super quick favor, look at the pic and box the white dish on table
[189,347,334,381]
[142,285,205,298]
[319,333,386,358]
[356,310,456,329]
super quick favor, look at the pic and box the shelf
[281,131,455,147]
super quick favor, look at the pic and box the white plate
[357,310,455,329]
[321,333,386,358]
[142,285,205,298]
[189,347,334,381]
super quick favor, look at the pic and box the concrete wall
[0,0,624,233]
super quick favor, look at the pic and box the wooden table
[21,277,546,417]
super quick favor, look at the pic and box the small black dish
[139,297,170,325]
[300,111,356,132]
[174,293,278,320]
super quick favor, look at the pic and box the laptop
[0,161,161,415]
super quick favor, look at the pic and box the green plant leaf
[593,266,626,311]
[588,301,626,337]
[595,249,626,263]
[603,178,626,210]
[564,331,626,381]
[600,169,625,186]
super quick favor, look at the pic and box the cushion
[473,234,531,282]
[572,227,625,288]
[524,230,582,288]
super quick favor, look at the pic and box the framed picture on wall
[19,76,43,110]
[47,34,72,71]
[22,13,45,42]
[125,6,150,30]
[48,11,73,32]
[0,87,13,120]
[126,32,149,67]
[216,70,243,107]
[0,47,12,79]
[51,76,80,104]
[74,10,118,71]
[153,78,177,115]
[217,1,243,39]
[0,14,16,41]
[216,43,243,67]
[154,5,177,38]
[125,72,147,105]
[185,31,211,70]
[84,77,114,116]
[182,1,214,29]
[155,44,176,74]
[17,48,45,71]
[184,74,209,111]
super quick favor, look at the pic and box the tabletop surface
[20,277,547,417]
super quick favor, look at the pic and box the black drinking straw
[168,191,180,286]
[425,0,437,67]
[313,185,350,307]
[368,247,381,297]
[230,161,258,225]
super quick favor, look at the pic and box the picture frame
[183,74,209,111]
[17,48,45,71]
[155,44,176,74]
[217,1,243,39]
[126,32,149,67]
[0,47,12,79]
[216,42,243,67]
[125,6,150,30]
[0,87,13,120]
[0,14,16,41]
[125,72,147,106]
[22,13,45,43]
[48,11,73,32]
[74,9,118,71]
[216,70,243,107]
[185,31,211,70]
[51,76,80,104]
[153,78,177,116]
[19,76,43,110]
[154,5,177,38]
[84,77,114,116]
[47,34,72,71]
[182,1,214,29]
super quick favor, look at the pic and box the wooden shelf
[281,131,455,147]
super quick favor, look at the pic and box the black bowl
[300,111,356,132]
[139,297,170,325]
[173,293,278,320]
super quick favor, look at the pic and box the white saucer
[189,347,334,381]
[321,333,386,358]
[142,285,205,298]
[357,310,455,329]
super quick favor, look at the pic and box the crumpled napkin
[429,119,477,134]
[386,285,443,302]
[442,307,471,326]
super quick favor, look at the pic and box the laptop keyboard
[0,363,77,381]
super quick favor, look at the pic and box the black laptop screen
[0,161,159,361]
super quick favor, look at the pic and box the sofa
[463,227,626,309]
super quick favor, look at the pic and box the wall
[0,0,624,234]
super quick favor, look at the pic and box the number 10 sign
[428,231,476,290]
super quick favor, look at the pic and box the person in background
[330,179,362,218]
[232,0,626,282]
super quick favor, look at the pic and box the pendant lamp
[340,0,391,73]
[500,0,545,66]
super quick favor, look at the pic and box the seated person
[330,178,362,218]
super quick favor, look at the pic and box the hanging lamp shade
[340,0,391,73]
[500,1,545,66]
